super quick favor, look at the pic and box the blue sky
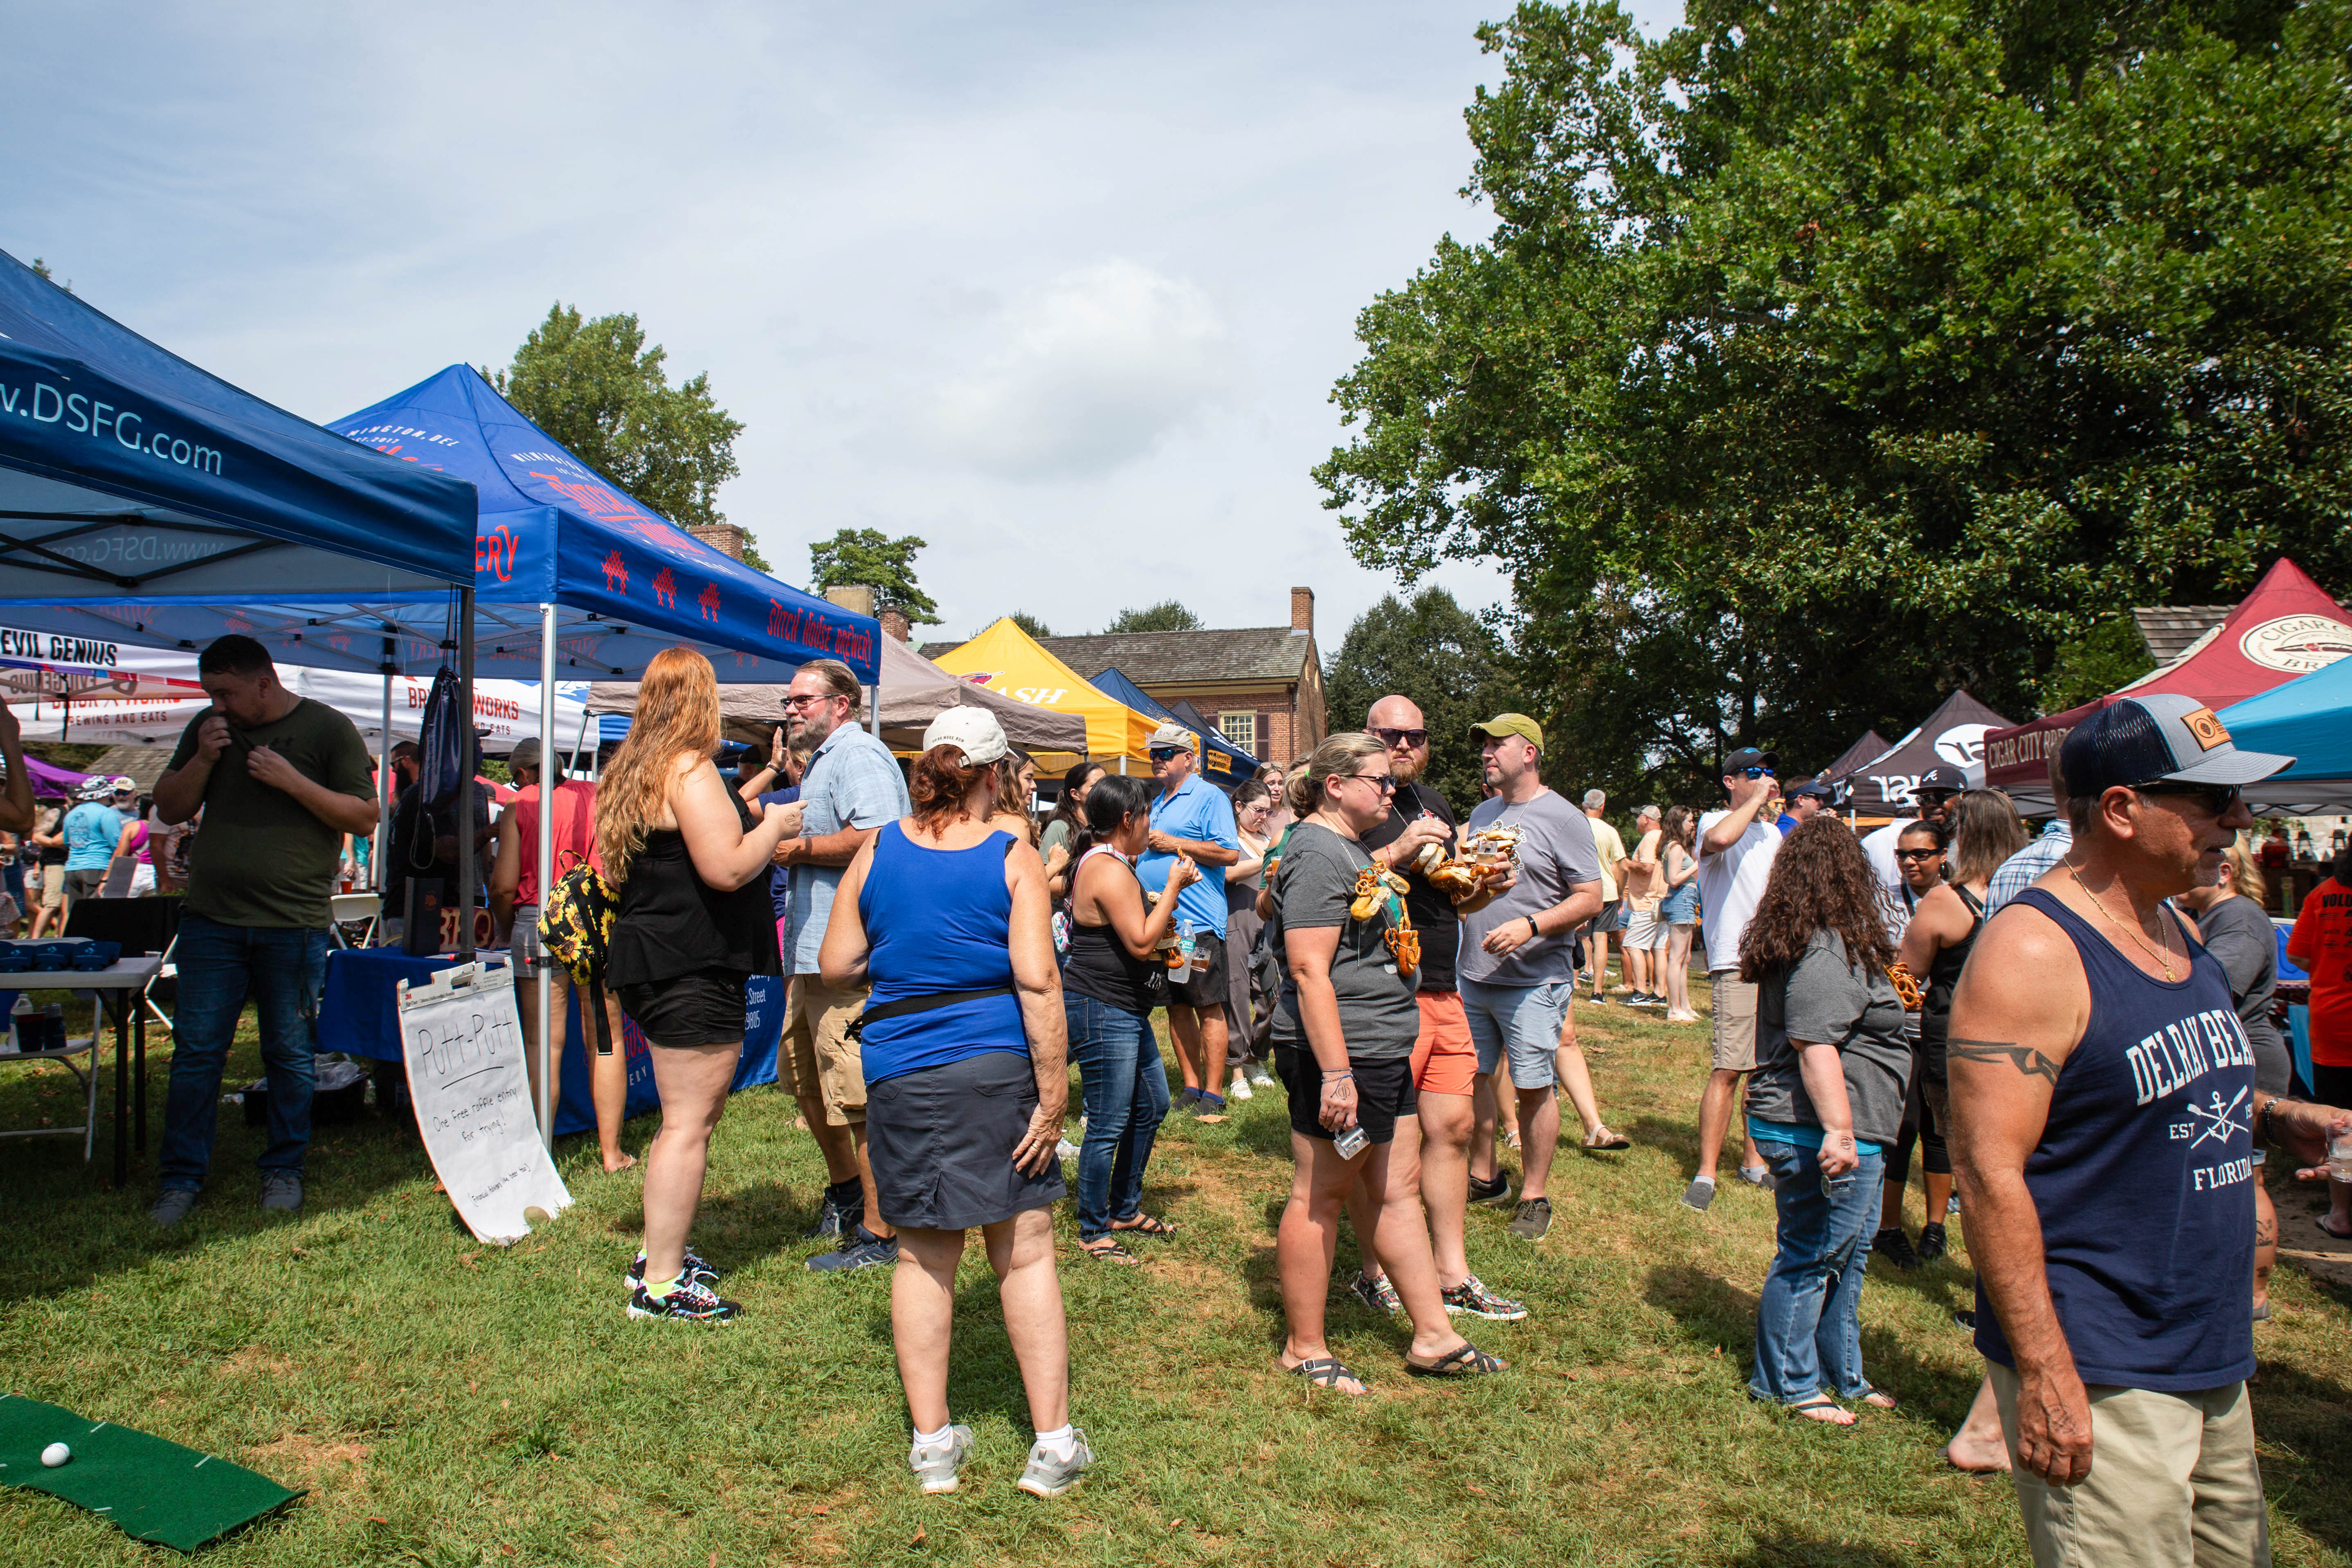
[5,2,1679,648]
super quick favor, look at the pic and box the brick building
[920,587,1328,767]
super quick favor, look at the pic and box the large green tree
[1106,600,1204,634]
[490,305,745,537]
[807,529,941,625]
[1318,0,2352,785]
[1324,587,1529,811]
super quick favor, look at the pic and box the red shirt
[512,779,602,906]
[2286,878,2352,1065]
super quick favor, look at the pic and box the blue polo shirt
[1137,772,1239,940]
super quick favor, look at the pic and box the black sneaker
[1467,1171,1516,1208]
[1953,1308,1976,1331]
[808,1224,898,1274]
[805,1182,862,1241]
[626,1276,740,1323]
[1916,1222,1948,1263]
[624,1247,721,1292]
[1873,1227,1922,1270]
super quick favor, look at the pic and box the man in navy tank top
[1949,694,2350,1568]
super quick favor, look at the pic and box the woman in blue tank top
[819,709,1090,1500]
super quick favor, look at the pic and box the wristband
[1322,1070,1354,1080]
[1525,916,1540,940]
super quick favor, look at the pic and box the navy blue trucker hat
[2059,693,2294,798]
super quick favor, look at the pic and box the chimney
[1290,585,1315,636]
[880,608,911,643]
[824,584,878,618]
[687,522,746,561]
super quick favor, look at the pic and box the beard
[1389,751,1425,785]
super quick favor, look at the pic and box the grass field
[2,985,2349,1566]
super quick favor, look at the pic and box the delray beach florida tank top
[1973,888,2258,1391]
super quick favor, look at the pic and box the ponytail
[1070,773,1154,864]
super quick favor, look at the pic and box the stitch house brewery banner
[398,961,571,1243]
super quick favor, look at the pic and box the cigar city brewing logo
[2238,613,2352,675]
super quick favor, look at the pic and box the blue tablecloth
[316,947,784,1137]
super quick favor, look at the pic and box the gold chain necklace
[2068,865,2177,981]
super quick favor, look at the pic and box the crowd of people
[45,626,2350,1544]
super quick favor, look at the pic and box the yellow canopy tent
[929,617,1158,772]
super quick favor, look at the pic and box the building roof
[2133,605,2234,666]
[918,626,1313,687]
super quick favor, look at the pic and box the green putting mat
[0,1392,302,1552]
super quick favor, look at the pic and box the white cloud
[926,260,1238,479]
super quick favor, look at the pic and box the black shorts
[1920,1021,1950,1087]
[1273,1044,1417,1146]
[617,968,748,1048]
[1167,929,1227,1010]
[865,1050,1067,1230]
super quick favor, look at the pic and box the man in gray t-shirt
[1455,715,1608,1243]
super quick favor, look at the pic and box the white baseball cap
[924,706,1010,768]
[1147,720,1196,753]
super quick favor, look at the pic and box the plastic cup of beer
[2330,1128,2352,1184]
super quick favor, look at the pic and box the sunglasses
[1149,748,1183,763]
[1347,773,1398,794]
[2130,781,2242,816]
[1893,848,1943,862]
[780,693,840,711]
[1372,727,1429,748]
[1739,766,1776,779]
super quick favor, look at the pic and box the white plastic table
[0,958,163,1183]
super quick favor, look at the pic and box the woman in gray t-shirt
[1737,818,1913,1425]
[1266,734,1503,1395]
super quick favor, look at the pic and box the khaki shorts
[1709,970,1758,1071]
[1988,1362,2267,1568]
[780,974,870,1127]
[35,867,62,911]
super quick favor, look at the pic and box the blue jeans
[1064,995,1169,1239]
[1749,1139,1884,1405]
[159,913,331,1191]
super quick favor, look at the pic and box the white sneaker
[1227,1075,1253,1101]
[1248,1069,1275,1089]
[911,1424,974,1494]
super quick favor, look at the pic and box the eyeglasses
[1372,727,1428,748]
[1893,848,1943,862]
[2131,781,2242,816]
[1345,772,1398,794]
[780,693,840,712]
[1149,748,1183,763]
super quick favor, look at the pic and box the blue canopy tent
[2217,657,2352,813]
[1090,665,1258,786]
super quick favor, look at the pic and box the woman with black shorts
[820,707,1085,1499]
[1897,789,2024,1260]
[1268,732,1505,1394]
[601,647,799,1324]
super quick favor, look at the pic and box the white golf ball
[40,1442,69,1468]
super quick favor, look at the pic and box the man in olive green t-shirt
[147,636,380,1227]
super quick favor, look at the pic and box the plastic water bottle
[1175,919,1198,980]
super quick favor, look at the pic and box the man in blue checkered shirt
[1984,752,2073,918]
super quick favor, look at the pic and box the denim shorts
[1459,976,1571,1090]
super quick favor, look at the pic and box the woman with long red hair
[601,647,800,1324]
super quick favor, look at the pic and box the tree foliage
[1318,0,2352,792]
[1008,611,1055,639]
[490,304,744,531]
[807,528,941,625]
[2042,618,2156,711]
[1324,587,1529,811]
[1106,601,1204,634]
[29,259,70,293]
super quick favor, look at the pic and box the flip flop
[2318,1215,2352,1240]
[1078,1237,1141,1267]
[1111,1214,1177,1238]
[1787,1396,1857,1426]
[1405,1342,1508,1378]
[1283,1357,1366,1393]
[1583,1129,1631,1151]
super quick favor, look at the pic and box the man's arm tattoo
[1950,1039,2063,1083]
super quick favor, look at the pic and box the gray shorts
[1460,975,1570,1090]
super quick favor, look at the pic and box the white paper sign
[397,960,572,1243]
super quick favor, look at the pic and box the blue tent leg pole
[535,602,557,1145]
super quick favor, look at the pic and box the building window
[1220,711,1257,752]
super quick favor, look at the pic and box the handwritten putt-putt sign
[397,960,571,1243]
